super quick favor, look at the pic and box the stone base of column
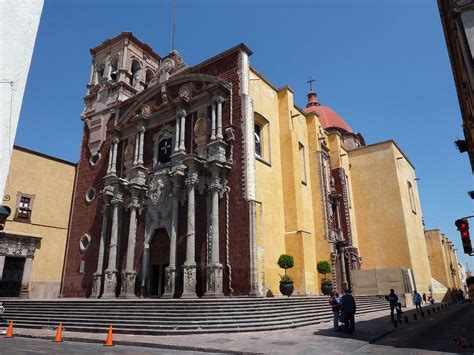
[248,286,263,297]
[101,270,118,299]
[119,271,137,298]
[92,272,102,298]
[207,140,227,162]
[181,264,197,298]
[19,289,30,299]
[161,266,176,298]
[203,263,224,298]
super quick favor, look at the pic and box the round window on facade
[79,234,91,254]
[89,152,101,167]
[85,187,96,203]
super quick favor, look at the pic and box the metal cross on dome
[307,77,315,92]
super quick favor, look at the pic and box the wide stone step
[4,301,386,314]
[2,296,388,334]
[6,307,387,335]
[3,300,386,312]
[5,307,386,323]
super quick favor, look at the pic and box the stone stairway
[2,296,389,335]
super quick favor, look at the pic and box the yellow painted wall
[425,230,451,288]
[3,147,76,297]
[348,141,432,293]
[250,69,318,295]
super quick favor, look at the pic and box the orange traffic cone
[5,320,13,338]
[52,323,63,342]
[103,325,114,347]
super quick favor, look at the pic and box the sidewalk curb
[12,332,260,355]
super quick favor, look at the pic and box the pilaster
[120,195,139,298]
[181,161,198,298]
[92,202,110,298]
[102,193,122,299]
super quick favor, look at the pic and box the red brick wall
[62,48,252,297]
[61,117,113,297]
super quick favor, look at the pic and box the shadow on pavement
[313,301,473,353]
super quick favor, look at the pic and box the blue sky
[18,0,473,269]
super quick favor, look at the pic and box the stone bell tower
[82,32,161,160]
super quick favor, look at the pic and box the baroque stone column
[215,96,224,140]
[162,180,180,298]
[92,202,110,298]
[120,195,139,298]
[137,126,145,165]
[204,170,224,297]
[107,137,119,175]
[210,100,216,141]
[181,164,198,298]
[178,109,186,152]
[102,194,122,298]
[174,112,180,153]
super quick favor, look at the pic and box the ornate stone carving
[194,117,209,138]
[208,179,223,194]
[124,142,134,163]
[205,264,224,297]
[140,104,151,117]
[129,169,146,185]
[102,270,117,298]
[120,271,137,298]
[182,265,197,297]
[128,197,140,210]
[162,266,176,298]
[0,235,39,258]
[160,58,175,74]
[148,172,171,206]
[178,83,194,101]
[185,176,199,189]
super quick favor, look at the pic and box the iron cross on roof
[307,77,315,92]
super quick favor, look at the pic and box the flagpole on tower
[171,0,177,51]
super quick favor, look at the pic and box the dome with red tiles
[304,92,353,133]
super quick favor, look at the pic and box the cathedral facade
[61,32,433,298]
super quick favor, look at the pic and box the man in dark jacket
[341,288,356,334]
[388,289,399,321]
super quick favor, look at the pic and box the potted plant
[317,260,333,295]
[278,254,294,297]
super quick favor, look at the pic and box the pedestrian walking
[413,290,422,313]
[388,289,399,322]
[340,288,356,335]
[329,291,341,331]
[422,292,427,304]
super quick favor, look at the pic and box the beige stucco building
[425,229,462,300]
[0,146,76,298]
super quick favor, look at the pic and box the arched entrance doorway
[148,228,170,297]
